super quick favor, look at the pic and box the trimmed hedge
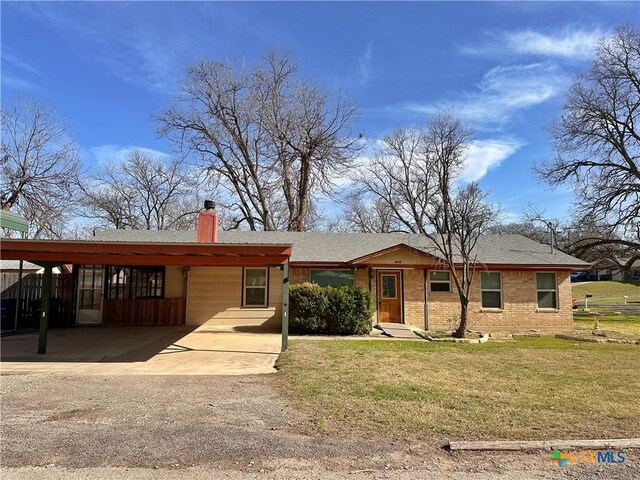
[290,282,373,335]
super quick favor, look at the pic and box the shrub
[289,283,329,334]
[289,282,373,335]
[325,286,373,335]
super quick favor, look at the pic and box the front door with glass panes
[76,265,104,324]
[377,270,402,323]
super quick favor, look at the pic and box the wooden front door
[377,271,402,323]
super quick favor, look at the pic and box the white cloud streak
[358,41,373,83]
[89,145,170,166]
[402,62,567,127]
[461,27,604,60]
[461,138,524,183]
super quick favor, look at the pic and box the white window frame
[536,272,558,309]
[243,267,268,307]
[480,271,502,309]
[429,270,451,293]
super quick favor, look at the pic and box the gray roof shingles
[92,229,589,267]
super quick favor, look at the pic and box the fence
[0,272,75,330]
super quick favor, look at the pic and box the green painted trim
[281,262,290,351]
[0,210,28,233]
[38,263,53,354]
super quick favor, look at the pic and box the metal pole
[38,263,52,354]
[281,261,289,352]
[13,259,24,332]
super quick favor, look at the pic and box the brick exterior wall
[403,268,426,328]
[290,267,309,284]
[424,270,573,332]
[289,265,573,332]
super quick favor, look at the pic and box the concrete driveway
[0,326,281,375]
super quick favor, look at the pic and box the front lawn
[573,311,640,336]
[571,280,640,304]
[277,338,640,442]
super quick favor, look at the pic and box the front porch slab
[0,326,281,375]
[376,323,422,339]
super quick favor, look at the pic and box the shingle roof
[92,229,590,267]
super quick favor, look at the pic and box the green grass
[571,280,640,304]
[573,311,640,336]
[277,338,640,442]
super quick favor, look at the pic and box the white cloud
[358,41,373,83]
[2,47,42,76]
[1,46,43,91]
[461,138,524,183]
[17,3,191,93]
[461,27,604,60]
[1,74,39,92]
[402,62,567,127]
[89,145,170,166]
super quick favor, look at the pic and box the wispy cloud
[2,47,42,76]
[1,74,40,92]
[462,138,524,183]
[398,62,567,127]
[358,41,374,84]
[15,3,210,94]
[461,27,604,60]
[1,46,43,91]
[89,145,170,166]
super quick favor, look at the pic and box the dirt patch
[1,373,638,479]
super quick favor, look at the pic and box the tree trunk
[453,299,469,338]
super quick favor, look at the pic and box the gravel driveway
[1,373,637,479]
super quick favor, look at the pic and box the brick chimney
[197,200,218,243]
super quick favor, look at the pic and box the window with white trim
[536,272,557,309]
[243,268,268,307]
[430,271,450,292]
[480,272,502,308]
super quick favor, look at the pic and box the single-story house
[1,206,590,347]
[589,258,640,281]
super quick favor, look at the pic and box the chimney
[197,200,218,243]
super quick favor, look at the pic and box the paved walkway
[0,326,281,375]
[377,322,422,339]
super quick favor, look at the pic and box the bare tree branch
[1,95,81,238]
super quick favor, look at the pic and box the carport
[0,239,292,354]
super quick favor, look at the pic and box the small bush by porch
[289,283,373,335]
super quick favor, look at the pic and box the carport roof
[0,239,292,267]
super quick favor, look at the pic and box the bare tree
[156,50,361,231]
[1,96,80,238]
[350,113,499,337]
[536,26,640,251]
[80,150,208,230]
[340,192,396,233]
[421,114,499,337]
[352,127,431,233]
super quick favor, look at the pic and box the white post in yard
[584,294,592,311]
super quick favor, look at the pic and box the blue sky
[2,1,639,223]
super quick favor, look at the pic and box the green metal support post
[281,261,290,351]
[38,262,53,354]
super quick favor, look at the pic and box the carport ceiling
[0,239,292,266]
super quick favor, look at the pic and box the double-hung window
[536,272,557,309]
[430,271,451,292]
[480,272,502,308]
[243,268,268,307]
